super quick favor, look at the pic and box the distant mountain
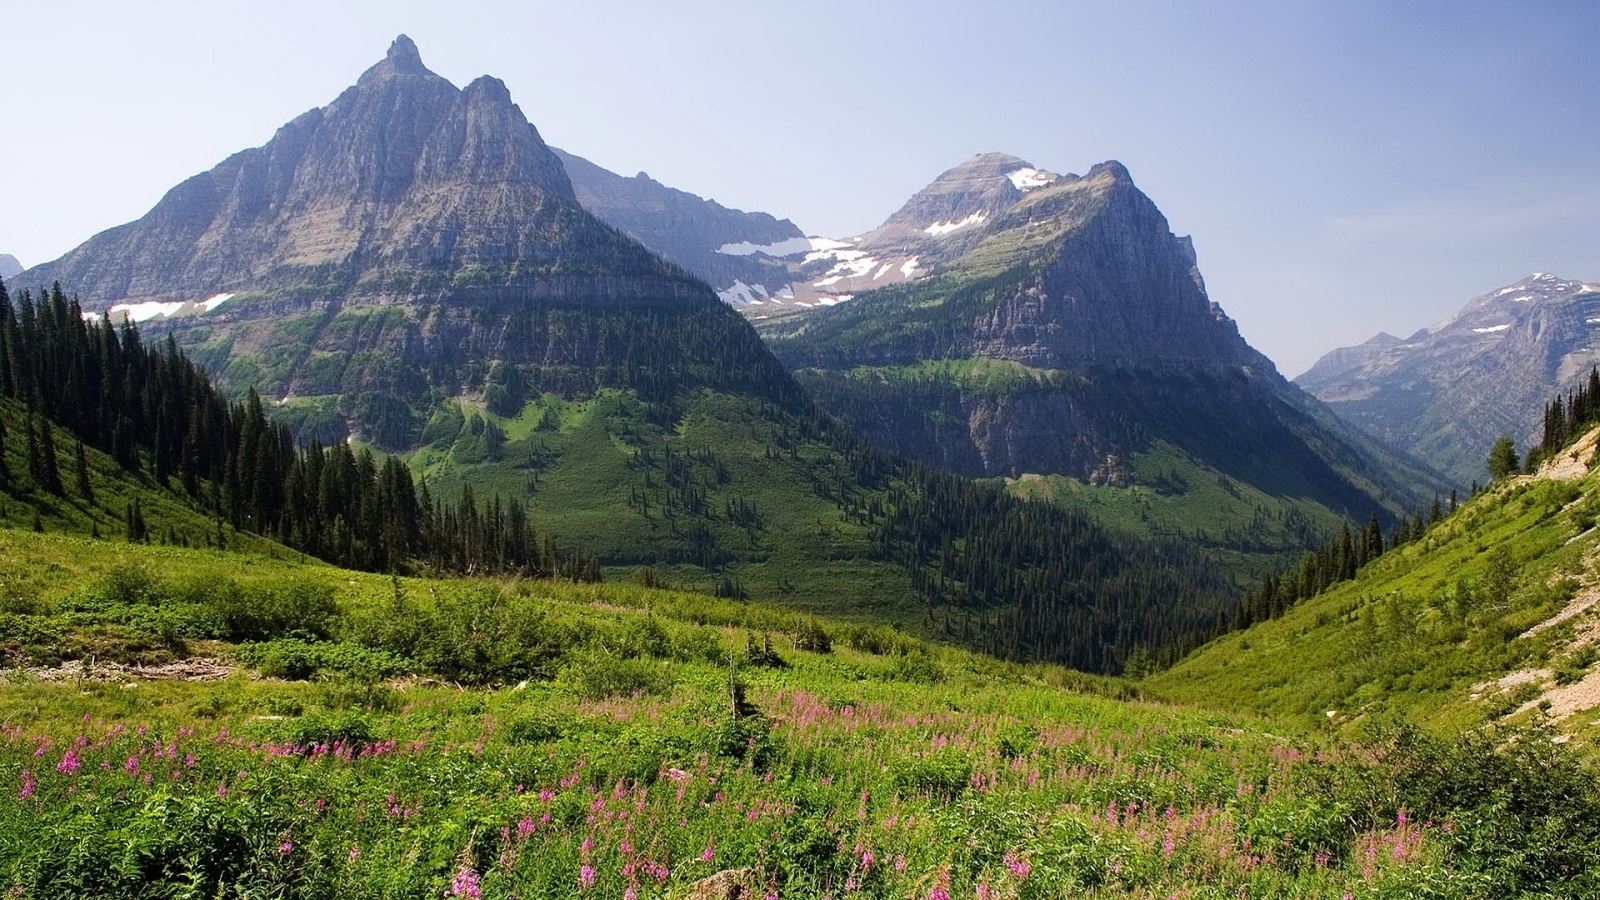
[0,255,20,279]
[761,158,1448,578]
[9,37,1237,672]
[551,148,808,303]
[557,151,1066,318]
[1298,273,1600,484]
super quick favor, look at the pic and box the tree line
[0,278,597,579]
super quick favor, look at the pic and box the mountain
[8,38,1236,672]
[551,148,810,305]
[760,158,1448,578]
[1297,273,1600,485]
[557,151,1064,318]
[0,255,20,280]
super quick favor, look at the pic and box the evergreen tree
[74,440,93,502]
[1487,434,1520,481]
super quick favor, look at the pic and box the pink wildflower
[57,749,81,775]
[448,867,482,899]
[579,865,597,889]
[701,845,715,862]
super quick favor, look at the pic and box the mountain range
[1298,273,1600,485]
[5,36,1238,671]
[555,148,1448,576]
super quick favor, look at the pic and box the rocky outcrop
[13,35,676,310]
[1297,273,1600,483]
[0,255,20,280]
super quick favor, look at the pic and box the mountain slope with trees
[759,160,1448,580]
[4,40,1240,673]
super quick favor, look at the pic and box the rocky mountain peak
[1297,273,1600,482]
[13,36,610,307]
[382,34,427,75]
[866,152,1058,247]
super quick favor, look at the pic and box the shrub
[562,652,675,700]
[793,618,833,654]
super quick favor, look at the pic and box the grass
[5,528,1596,897]
[1151,465,1600,743]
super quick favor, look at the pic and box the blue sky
[2,0,1597,375]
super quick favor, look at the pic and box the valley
[2,24,1599,900]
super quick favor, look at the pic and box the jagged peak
[359,34,437,84]
[1086,160,1132,183]
[463,74,512,104]
[387,34,425,72]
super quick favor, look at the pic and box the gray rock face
[768,159,1443,516]
[0,255,21,280]
[1297,273,1600,483]
[12,35,673,310]
[553,147,803,295]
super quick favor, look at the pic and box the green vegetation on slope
[1151,460,1600,741]
[1,529,1597,898]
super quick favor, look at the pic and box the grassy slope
[3,528,1595,897]
[1151,454,1600,744]
[1000,439,1343,583]
[406,387,927,628]
[0,397,283,558]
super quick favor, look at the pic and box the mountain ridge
[1297,273,1600,484]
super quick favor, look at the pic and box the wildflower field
[0,530,1596,897]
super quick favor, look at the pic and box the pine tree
[74,440,93,502]
[1486,434,1520,481]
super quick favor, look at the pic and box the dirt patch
[1535,426,1600,481]
[0,657,234,683]
[1530,667,1600,719]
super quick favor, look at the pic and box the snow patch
[900,257,920,279]
[717,236,830,257]
[803,246,867,265]
[102,291,237,324]
[924,211,987,236]
[873,262,895,280]
[1472,324,1512,333]
[817,294,853,306]
[1510,295,1534,303]
[1006,168,1054,191]
[717,280,770,305]
[1586,317,1600,324]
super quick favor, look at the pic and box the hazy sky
[3,0,1597,376]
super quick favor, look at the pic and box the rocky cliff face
[0,255,20,280]
[14,36,676,311]
[10,35,753,446]
[765,158,1443,526]
[1297,273,1600,483]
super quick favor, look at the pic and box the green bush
[562,651,675,700]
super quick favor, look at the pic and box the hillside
[1152,424,1600,744]
[760,160,1448,580]
[1,527,1596,897]
[1298,273,1600,484]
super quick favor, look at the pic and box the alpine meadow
[3,16,1600,900]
